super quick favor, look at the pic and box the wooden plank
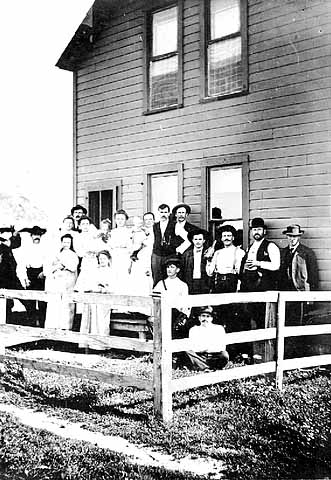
[283,354,331,372]
[171,327,277,353]
[284,324,331,338]
[171,361,276,393]
[0,325,153,353]
[165,292,279,310]
[0,354,153,392]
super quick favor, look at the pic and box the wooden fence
[0,289,330,422]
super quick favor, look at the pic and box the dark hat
[250,217,266,229]
[71,204,87,215]
[282,224,304,236]
[164,255,182,268]
[172,203,191,216]
[0,226,15,234]
[97,249,111,259]
[19,226,47,236]
[187,228,209,243]
[199,306,214,316]
[217,224,237,236]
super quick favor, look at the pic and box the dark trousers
[25,267,46,326]
[210,274,238,328]
[183,350,229,371]
[151,253,167,287]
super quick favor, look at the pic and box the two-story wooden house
[57,0,331,289]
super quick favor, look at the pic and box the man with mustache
[151,204,176,287]
[171,203,199,255]
[240,217,280,331]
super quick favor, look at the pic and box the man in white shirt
[240,217,280,293]
[184,306,229,371]
[18,225,48,326]
[240,217,280,333]
[153,256,190,338]
[206,225,245,294]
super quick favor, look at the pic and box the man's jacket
[280,243,318,291]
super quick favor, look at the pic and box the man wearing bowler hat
[171,203,199,255]
[240,217,280,295]
[240,218,280,338]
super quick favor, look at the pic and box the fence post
[153,295,173,422]
[0,296,7,355]
[275,293,286,390]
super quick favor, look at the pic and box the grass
[0,349,330,479]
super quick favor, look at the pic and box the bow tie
[195,249,203,253]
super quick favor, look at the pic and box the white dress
[108,227,132,294]
[77,265,113,350]
[44,249,79,330]
[129,228,154,297]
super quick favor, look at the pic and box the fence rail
[0,289,330,421]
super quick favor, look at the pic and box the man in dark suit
[151,204,176,287]
[279,224,318,294]
[279,224,318,350]
[171,203,199,255]
[180,229,210,295]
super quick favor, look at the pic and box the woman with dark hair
[44,234,79,330]
[108,209,132,294]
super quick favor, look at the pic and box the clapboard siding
[74,0,330,288]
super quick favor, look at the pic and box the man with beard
[18,226,48,326]
[240,217,280,331]
[151,204,176,287]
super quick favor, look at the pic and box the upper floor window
[201,0,248,100]
[144,3,183,113]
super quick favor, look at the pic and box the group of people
[0,201,318,370]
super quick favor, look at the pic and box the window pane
[150,173,178,217]
[209,167,242,221]
[101,190,113,224]
[88,191,100,227]
[210,0,240,40]
[208,36,242,96]
[153,6,178,56]
[150,55,178,109]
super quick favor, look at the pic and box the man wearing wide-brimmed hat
[18,225,48,326]
[206,224,245,294]
[171,203,199,255]
[279,224,318,292]
[180,228,210,295]
[279,224,318,357]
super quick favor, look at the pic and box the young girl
[78,250,113,350]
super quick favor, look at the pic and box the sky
[1,0,93,227]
